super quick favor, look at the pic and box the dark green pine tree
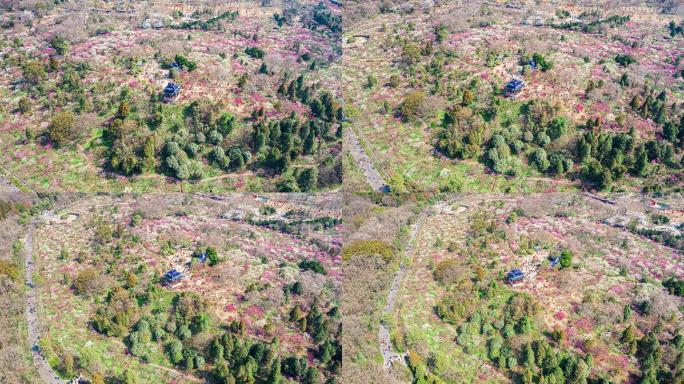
[633,146,648,176]
[266,357,282,384]
[302,367,319,384]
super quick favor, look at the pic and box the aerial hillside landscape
[343,193,684,384]
[342,0,683,193]
[1,192,341,383]
[0,0,342,193]
[3,1,684,384]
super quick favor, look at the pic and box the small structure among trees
[504,79,524,97]
[163,82,181,102]
[197,252,207,263]
[506,268,525,284]
[163,269,184,285]
[549,255,560,268]
[194,246,219,266]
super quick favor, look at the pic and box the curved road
[378,211,426,368]
[25,221,66,384]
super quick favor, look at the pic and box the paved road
[345,127,389,192]
[378,212,425,368]
[25,221,66,384]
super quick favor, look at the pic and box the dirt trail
[345,126,389,192]
[0,163,39,194]
[25,222,66,384]
[147,363,202,383]
[0,175,21,194]
[378,211,426,368]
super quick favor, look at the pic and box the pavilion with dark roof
[163,269,183,285]
[163,82,181,102]
[506,268,525,284]
[505,79,524,97]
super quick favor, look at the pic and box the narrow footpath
[345,127,389,192]
[0,166,60,382]
[25,222,65,384]
[378,212,425,368]
[0,163,39,194]
[0,165,22,194]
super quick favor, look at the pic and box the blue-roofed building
[527,59,537,70]
[163,82,181,102]
[198,252,207,263]
[163,269,183,285]
[506,268,525,284]
[505,79,524,97]
[549,256,560,268]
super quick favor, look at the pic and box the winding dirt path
[378,211,426,368]
[25,221,65,384]
[147,363,202,383]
